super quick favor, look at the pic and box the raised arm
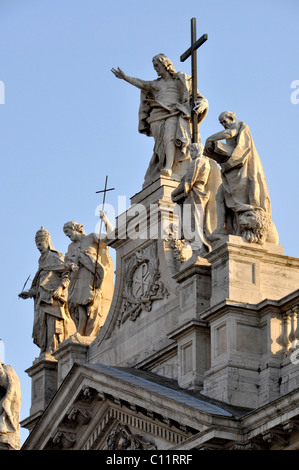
[206,127,238,143]
[99,210,114,235]
[111,67,152,91]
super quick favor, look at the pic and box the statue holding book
[204,111,278,245]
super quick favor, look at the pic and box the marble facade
[18,25,299,451]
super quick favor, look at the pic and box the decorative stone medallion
[118,242,168,326]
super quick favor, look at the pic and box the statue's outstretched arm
[111,67,152,91]
[99,210,114,235]
[206,128,237,142]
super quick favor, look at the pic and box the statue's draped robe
[0,363,21,450]
[220,122,271,217]
[31,250,70,352]
[65,234,111,336]
[172,156,221,251]
[138,72,208,179]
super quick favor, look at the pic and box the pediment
[22,363,232,450]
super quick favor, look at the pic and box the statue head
[35,226,53,253]
[189,142,204,160]
[152,54,176,77]
[63,221,86,242]
[219,111,236,129]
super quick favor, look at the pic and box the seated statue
[19,227,73,354]
[204,111,279,245]
[63,221,114,338]
[171,142,222,254]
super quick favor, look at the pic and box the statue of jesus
[112,54,208,182]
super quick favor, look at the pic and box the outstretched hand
[111,67,125,79]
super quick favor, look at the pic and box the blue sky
[0,0,298,444]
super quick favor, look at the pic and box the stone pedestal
[169,320,210,390]
[53,335,92,387]
[200,298,299,409]
[189,236,299,409]
[169,256,211,390]
[206,236,299,307]
[24,354,58,421]
[173,256,211,322]
[201,304,262,408]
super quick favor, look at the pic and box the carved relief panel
[118,242,168,326]
[106,423,156,450]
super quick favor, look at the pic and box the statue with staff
[169,19,222,255]
[62,177,115,338]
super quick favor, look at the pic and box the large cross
[180,17,208,143]
[93,175,115,290]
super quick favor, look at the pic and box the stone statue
[0,360,21,450]
[171,143,221,254]
[63,221,114,338]
[19,227,73,355]
[112,54,208,182]
[204,111,279,245]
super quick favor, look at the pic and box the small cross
[93,175,115,290]
[180,18,208,143]
[96,175,115,236]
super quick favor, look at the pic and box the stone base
[173,255,211,322]
[169,320,210,390]
[203,363,260,409]
[200,293,299,408]
[25,353,58,417]
[280,355,299,395]
[53,334,94,387]
[206,235,299,306]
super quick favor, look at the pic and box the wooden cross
[93,175,115,290]
[180,17,208,143]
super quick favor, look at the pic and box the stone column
[169,257,211,390]
[24,354,58,430]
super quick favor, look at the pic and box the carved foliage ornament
[164,227,188,267]
[118,242,168,326]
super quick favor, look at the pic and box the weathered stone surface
[206,235,299,306]
[63,221,114,338]
[171,142,222,255]
[19,227,75,354]
[205,111,278,246]
[0,361,21,450]
[24,354,57,421]
[20,22,299,451]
